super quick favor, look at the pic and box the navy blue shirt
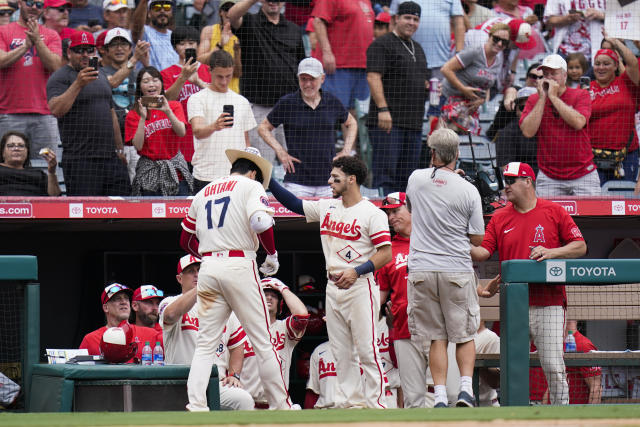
[267,90,348,186]
[69,4,104,29]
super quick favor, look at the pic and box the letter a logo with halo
[546,261,566,282]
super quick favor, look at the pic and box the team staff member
[241,278,308,407]
[406,128,485,408]
[471,161,587,405]
[269,156,392,409]
[79,283,160,362]
[180,147,293,411]
[131,285,164,331]
[158,254,254,410]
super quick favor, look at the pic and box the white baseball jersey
[182,175,274,254]
[302,198,391,274]
[240,316,305,403]
[307,341,338,409]
[377,318,399,390]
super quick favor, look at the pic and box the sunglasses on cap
[104,283,129,300]
[151,3,171,12]
[491,35,509,47]
[527,73,543,80]
[382,197,400,206]
[138,286,164,299]
[70,46,95,54]
[23,0,44,8]
[106,0,127,5]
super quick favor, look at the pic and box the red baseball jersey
[376,234,410,340]
[481,199,584,306]
[568,330,601,404]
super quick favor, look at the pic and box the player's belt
[202,250,250,258]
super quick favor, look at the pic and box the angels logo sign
[81,33,89,44]
[533,224,545,243]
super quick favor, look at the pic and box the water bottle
[153,341,164,366]
[565,331,576,352]
[141,341,153,365]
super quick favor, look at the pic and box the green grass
[1,406,640,427]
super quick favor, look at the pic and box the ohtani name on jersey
[319,357,337,379]
[320,213,362,240]
[204,180,237,197]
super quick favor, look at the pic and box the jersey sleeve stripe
[371,234,391,246]
[181,216,196,233]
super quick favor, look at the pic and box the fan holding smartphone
[124,66,194,196]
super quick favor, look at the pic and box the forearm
[370,245,392,270]
[520,99,545,137]
[471,245,491,262]
[132,119,146,150]
[0,44,30,69]
[34,41,62,71]
[48,82,82,117]
[162,288,197,325]
[341,114,357,153]
[281,288,307,317]
[546,15,571,28]
[228,0,257,28]
[452,16,465,52]
[47,171,61,196]
[549,96,586,130]
[257,122,284,154]
[112,110,124,150]
[549,240,587,259]
[166,110,186,136]
[268,178,304,215]
[108,63,134,88]
[313,18,332,55]
[367,73,387,108]
[587,376,602,404]
[441,64,467,94]
[227,345,244,375]
[192,122,218,139]
[131,0,148,42]
[165,77,186,101]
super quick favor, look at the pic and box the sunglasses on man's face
[0,10,13,15]
[23,0,44,8]
[491,35,509,47]
[70,46,95,54]
[527,73,543,80]
[151,3,172,12]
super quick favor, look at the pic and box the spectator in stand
[125,66,192,196]
[43,0,76,42]
[367,1,428,194]
[565,320,602,404]
[79,283,161,362]
[544,0,604,63]
[389,0,466,118]
[284,0,311,30]
[486,62,541,141]
[519,54,600,196]
[100,27,148,181]
[588,35,640,187]
[100,0,131,36]
[492,0,544,59]
[373,11,390,39]
[68,0,103,32]
[0,0,62,162]
[197,0,241,94]
[162,26,212,169]
[566,52,588,89]
[0,1,15,26]
[311,0,374,111]
[257,57,356,198]
[47,31,131,196]
[131,285,164,333]
[495,86,538,172]
[463,0,494,29]
[187,50,256,192]
[0,130,61,196]
[131,0,178,71]
[440,23,511,135]
[228,0,304,166]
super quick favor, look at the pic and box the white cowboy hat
[225,147,273,189]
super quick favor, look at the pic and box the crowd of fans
[0,0,639,197]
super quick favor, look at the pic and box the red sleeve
[304,389,319,409]
[124,109,141,144]
[79,330,101,355]
[197,64,211,84]
[377,262,391,291]
[305,17,315,32]
[287,314,309,338]
[480,215,498,255]
[311,0,335,23]
[257,226,276,255]
[519,94,539,125]
[180,228,200,257]
[161,66,176,90]
[169,100,187,124]
[573,89,592,121]
[557,207,584,244]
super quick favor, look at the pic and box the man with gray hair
[405,128,485,408]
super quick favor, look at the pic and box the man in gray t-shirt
[405,128,484,408]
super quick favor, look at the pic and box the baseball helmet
[100,320,138,363]
[297,274,317,293]
[261,277,285,313]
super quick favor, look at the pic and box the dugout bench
[28,364,219,412]
[475,259,640,406]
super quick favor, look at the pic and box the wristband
[227,373,240,380]
[354,260,375,276]
[378,107,390,112]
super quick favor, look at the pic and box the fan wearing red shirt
[79,283,162,363]
[125,66,193,196]
[520,54,600,197]
[471,162,587,405]
[589,38,640,187]
[161,26,211,166]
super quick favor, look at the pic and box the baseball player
[79,283,161,363]
[131,285,164,332]
[180,147,293,411]
[240,277,308,406]
[377,311,401,408]
[305,340,338,409]
[158,254,254,410]
[269,156,392,409]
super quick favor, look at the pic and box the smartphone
[88,57,99,71]
[580,76,591,89]
[568,9,583,15]
[223,104,234,118]
[185,48,197,64]
[141,95,163,108]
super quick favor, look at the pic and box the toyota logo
[549,266,563,276]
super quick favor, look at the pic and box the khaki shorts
[407,271,480,343]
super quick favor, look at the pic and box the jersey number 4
[205,196,230,229]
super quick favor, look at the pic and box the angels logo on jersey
[394,252,407,270]
[271,330,286,351]
[570,226,583,239]
[377,331,390,353]
[318,357,337,379]
[181,312,199,331]
[533,224,545,243]
[320,213,362,240]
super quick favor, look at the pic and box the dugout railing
[481,259,640,406]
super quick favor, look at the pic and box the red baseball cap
[101,283,133,304]
[375,11,390,23]
[44,0,71,7]
[69,31,95,48]
[503,162,536,181]
[506,19,536,50]
[95,31,107,49]
[132,285,164,302]
[380,192,407,209]
[177,254,201,274]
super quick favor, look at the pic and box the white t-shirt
[186,87,256,181]
[182,175,274,254]
[302,198,391,277]
[240,316,305,403]
[306,341,338,409]
[406,167,484,272]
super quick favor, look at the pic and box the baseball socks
[460,376,474,396]
[434,385,448,407]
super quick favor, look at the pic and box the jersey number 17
[205,196,230,229]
